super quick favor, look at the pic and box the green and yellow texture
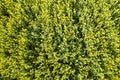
[0,0,120,80]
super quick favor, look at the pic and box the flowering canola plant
[0,0,120,80]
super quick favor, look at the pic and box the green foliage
[0,0,120,80]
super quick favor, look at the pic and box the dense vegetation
[0,0,120,80]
